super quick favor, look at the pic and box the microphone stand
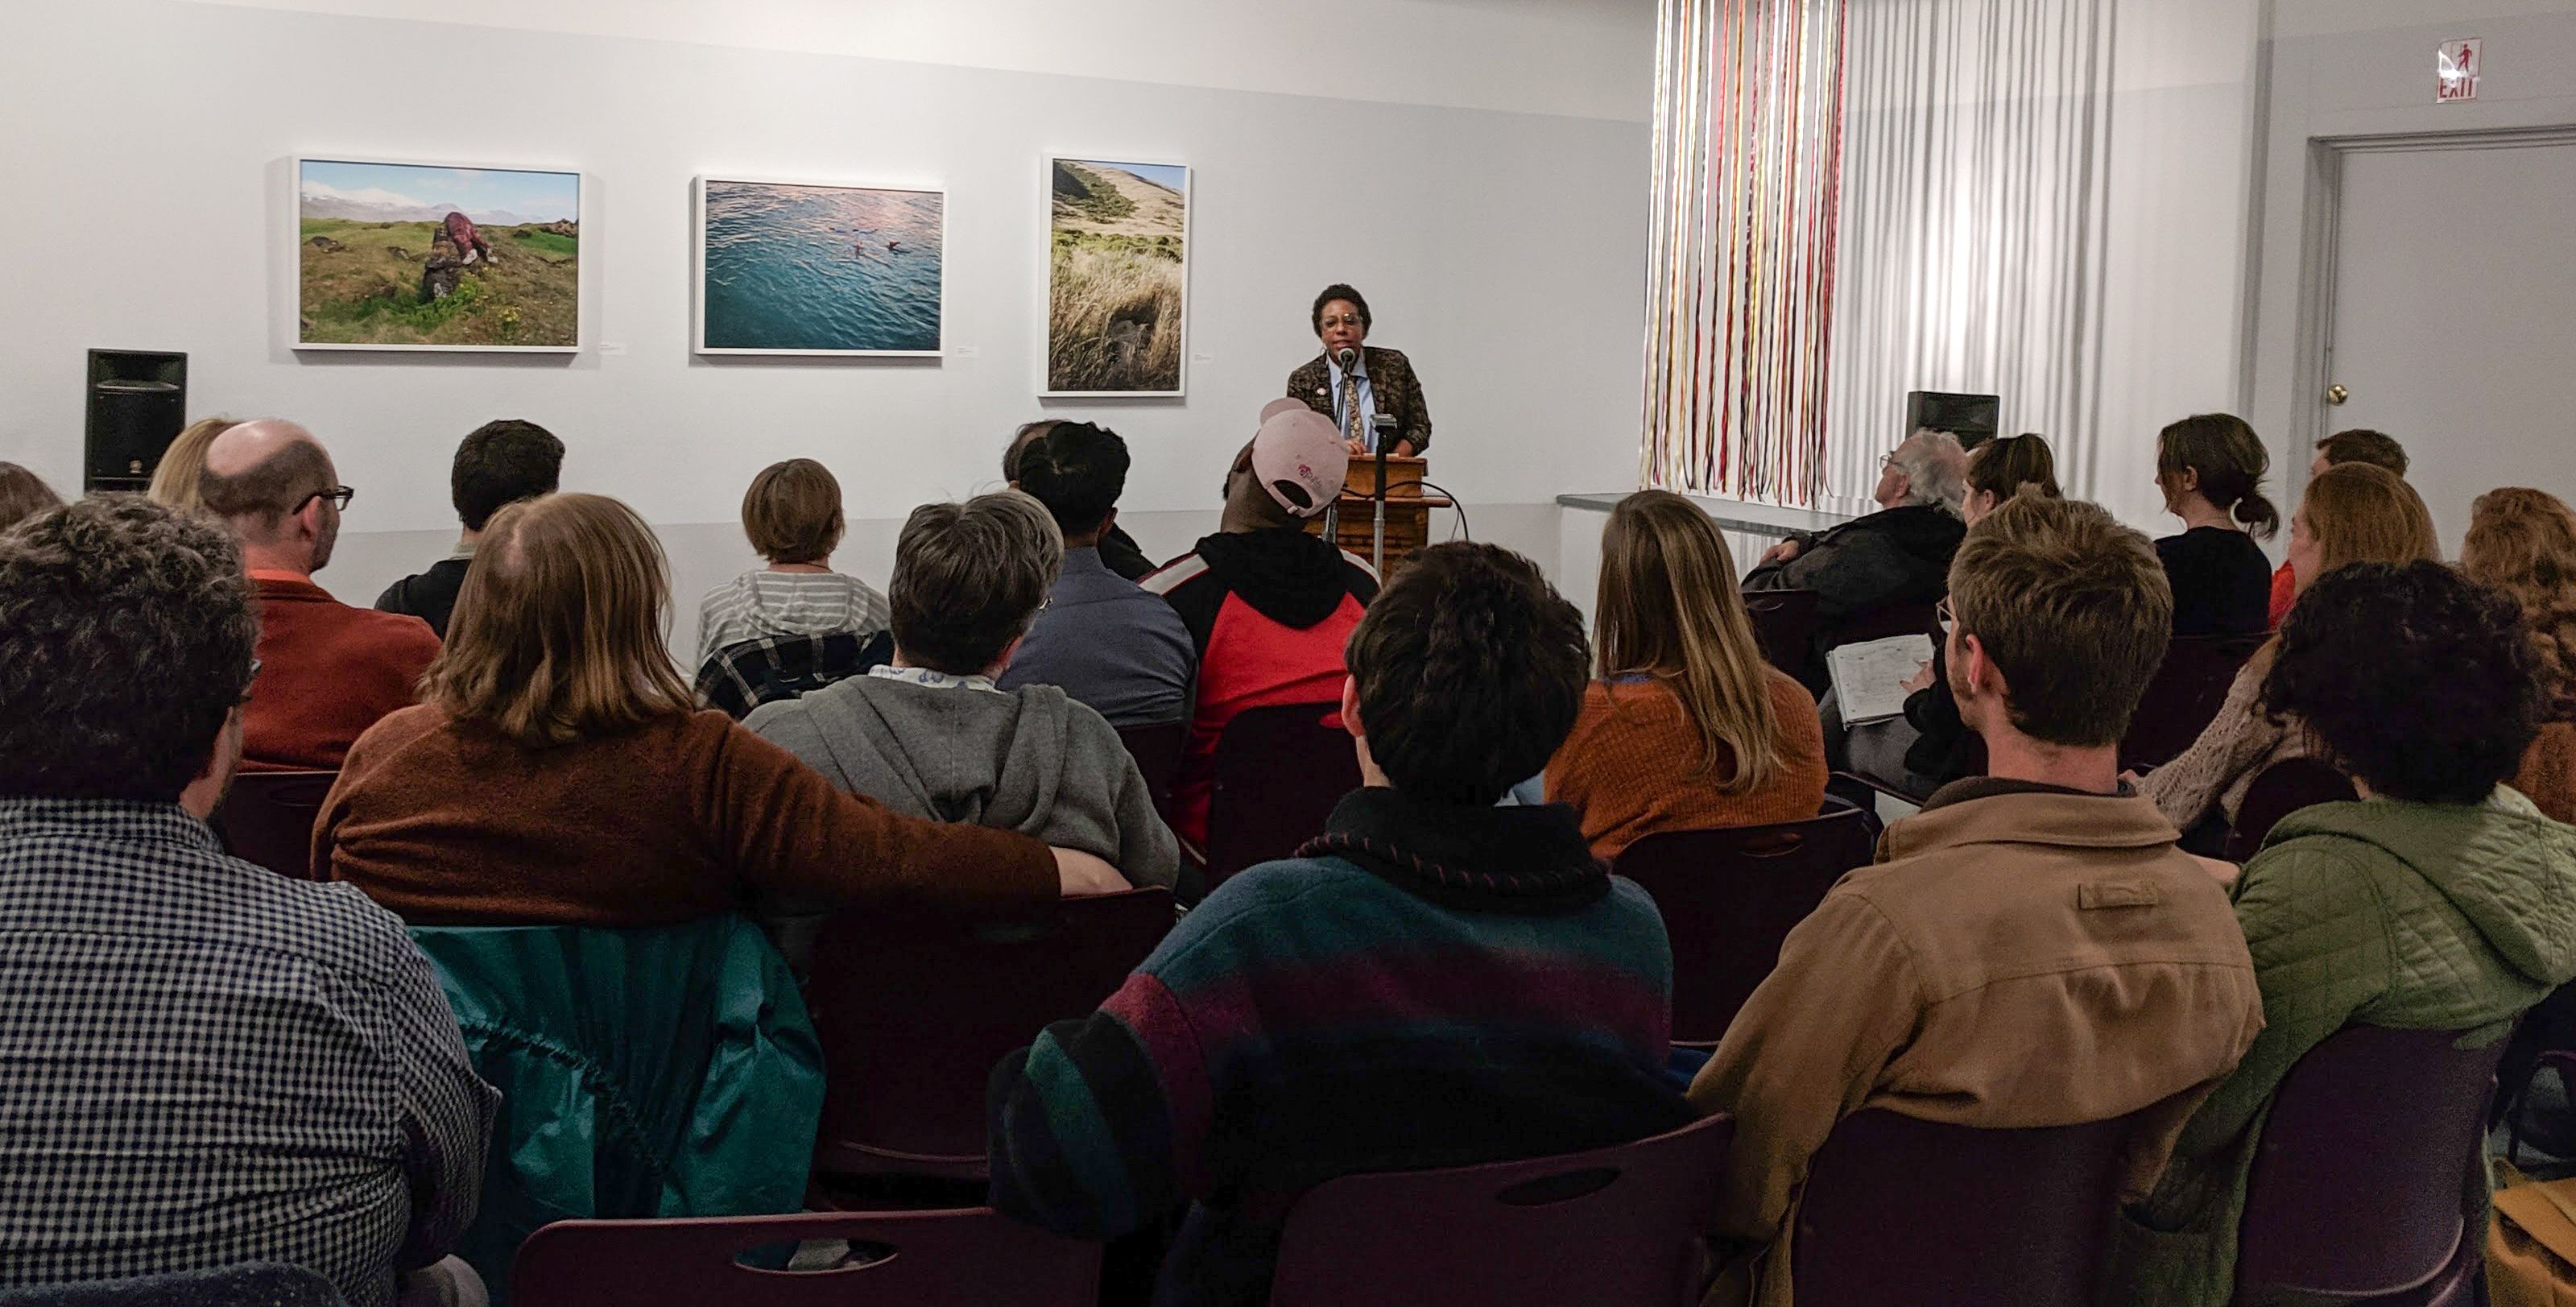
[1370,414,1397,573]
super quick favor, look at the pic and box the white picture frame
[290,156,585,354]
[693,175,949,358]
[1040,155,1192,398]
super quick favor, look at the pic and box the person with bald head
[200,420,442,771]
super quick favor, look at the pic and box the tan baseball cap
[1251,407,1347,519]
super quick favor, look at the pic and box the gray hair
[1891,429,1970,516]
[889,490,1065,674]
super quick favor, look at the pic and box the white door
[2322,137,2576,552]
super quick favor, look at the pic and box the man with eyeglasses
[1285,283,1433,457]
[201,419,442,771]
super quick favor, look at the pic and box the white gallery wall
[0,0,1654,651]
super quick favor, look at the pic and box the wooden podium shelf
[1304,456,1450,572]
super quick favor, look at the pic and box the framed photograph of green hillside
[1043,157,1189,396]
[293,158,582,352]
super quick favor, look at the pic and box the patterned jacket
[1286,345,1433,453]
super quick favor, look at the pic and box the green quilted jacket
[2106,789,2576,1306]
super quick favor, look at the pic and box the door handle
[2326,383,2350,406]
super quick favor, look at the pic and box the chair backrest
[213,770,337,879]
[409,914,824,1299]
[1612,811,1878,1045]
[1267,1113,1735,1307]
[2226,757,2359,862]
[806,887,1176,1179]
[1794,1108,2146,1307]
[1826,600,1940,651]
[2236,1024,2508,1299]
[0,1263,346,1307]
[2120,632,2268,773]
[1741,589,1823,676]
[1116,719,1187,817]
[1205,702,1359,887]
[511,1206,1101,1307]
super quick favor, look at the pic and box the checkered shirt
[0,799,495,1307]
[695,628,894,720]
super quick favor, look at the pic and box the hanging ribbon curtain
[1642,0,1849,505]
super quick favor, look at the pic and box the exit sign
[2438,38,2482,102]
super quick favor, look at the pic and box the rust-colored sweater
[243,573,441,771]
[316,705,1057,926]
[1544,671,1829,859]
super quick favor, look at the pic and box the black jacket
[1742,503,1965,620]
[374,556,471,640]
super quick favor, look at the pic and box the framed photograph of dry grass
[292,158,582,352]
[696,176,945,357]
[1043,157,1189,396]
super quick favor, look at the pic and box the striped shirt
[695,569,890,671]
[0,799,494,1307]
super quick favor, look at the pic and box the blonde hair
[1594,490,1784,792]
[146,416,241,510]
[425,493,694,747]
[2462,486,2576,716]
[2304,462,2440,581]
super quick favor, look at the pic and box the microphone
[1334,346,1357,370]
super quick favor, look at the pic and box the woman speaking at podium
[1285,283,1433,457]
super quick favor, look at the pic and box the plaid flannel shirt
[0,799,495,1307]
[695,629,893,720]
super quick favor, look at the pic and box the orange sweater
[242,573,441,771]
[1545,671,1828,859]
[317,705,1058,927]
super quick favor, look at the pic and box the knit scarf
[1295,788,1611,915]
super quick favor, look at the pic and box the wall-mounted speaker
[85,349,188,493]
[1904,390,2000,448]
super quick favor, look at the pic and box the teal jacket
[407,915,824,1299]
[2108,790,2576,1305]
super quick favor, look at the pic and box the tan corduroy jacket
[1686,780,2267,1307]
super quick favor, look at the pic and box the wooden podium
[1306,455,1451,573]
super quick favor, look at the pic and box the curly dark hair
[1344,542,1588,804]
[0,496,260,802]
[453,419,564,531]
[1311,283,1372,337]
[2262,560,2541,804]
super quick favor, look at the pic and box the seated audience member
[200,420,442,771]
[750,492,1180,908]
[1833,432,2061,795]
[0,461,63,531]
[0,497,494,1307]
[318,492,1124,926]
[697,457,891,669]
[2140,462,2439,841]
[1744,428,1968,688]
[2112,560,2576,1305]
[1007,419,1156,580]
[1144,407,1375,850]
[1545,490,1826,858]
[998,420,1197,727]
[2462,486,2576,823]
[144,415,241,510]
[2268,428,2409,627]
[377,418,564,639]
[990,543,1695,1305]
[2153,414,2279,637]
[1689,496,2264,1307]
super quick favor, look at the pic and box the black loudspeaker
[1904,390,2000,448]
[85,349,188,493]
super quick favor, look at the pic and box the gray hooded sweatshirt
[747,672,1180,897]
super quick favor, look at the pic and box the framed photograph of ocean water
[697,177,945,357]
[293,158,582,352]
[1044,157,1189,396]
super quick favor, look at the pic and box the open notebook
[1829,633,1937,726]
